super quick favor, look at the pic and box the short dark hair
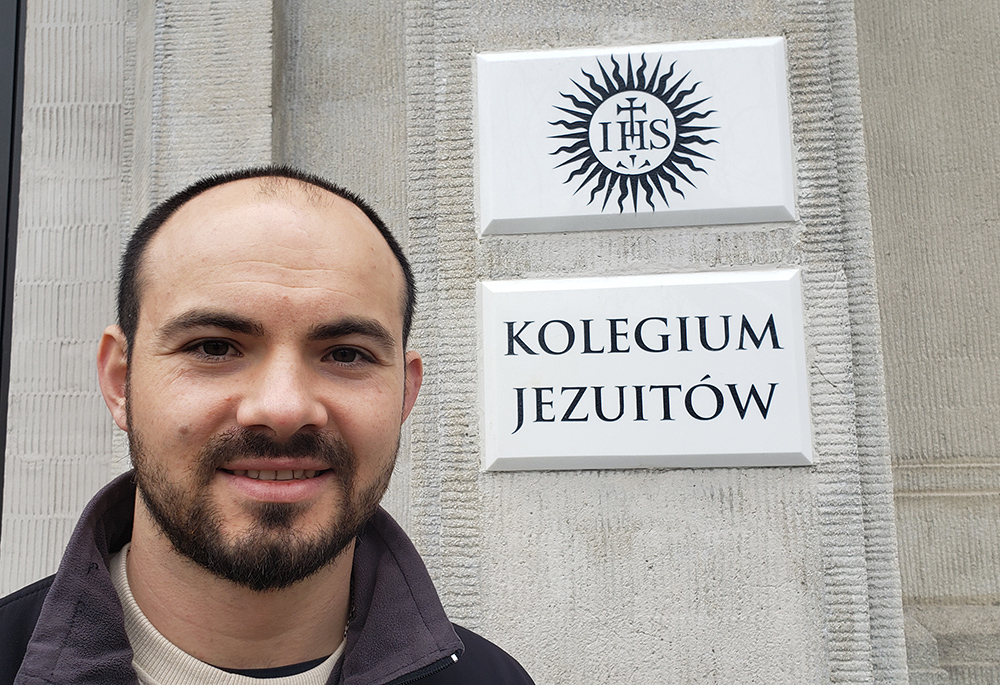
[117,165,416,354]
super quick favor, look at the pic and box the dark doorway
[0,0,27,541]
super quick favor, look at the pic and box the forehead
[139,179,406,335]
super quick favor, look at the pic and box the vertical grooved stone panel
[826,0,907,676]
[401,0,445,578]
[0,0,125,594]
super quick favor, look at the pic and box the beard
[128,423,395,593]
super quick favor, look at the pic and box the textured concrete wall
[0,0,125,594]
[856,0,1000,682]
[276,1,904,682]
[2,0,911,682]
[131,0,272,204]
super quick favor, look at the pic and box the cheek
[170,396,236,437]
[128,378,233,448]
[333,390,404,452]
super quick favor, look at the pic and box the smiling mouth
[222,469,328,481]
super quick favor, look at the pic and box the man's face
[98,178,421,591]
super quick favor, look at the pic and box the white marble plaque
[479,270,812,470]
[476,37,795,235]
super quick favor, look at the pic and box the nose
[236,351,328,440]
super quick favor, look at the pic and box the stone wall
[856,1,1000,682]
[274,1,904,681]
[0,0,125,591]
[1,1,915,682]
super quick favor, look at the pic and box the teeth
[228,469,323,481]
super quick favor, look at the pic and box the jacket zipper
[386,653,459,685]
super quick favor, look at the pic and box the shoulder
[425,624,535,685]
[0,576,54,685]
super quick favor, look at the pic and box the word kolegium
[504,313,781,434]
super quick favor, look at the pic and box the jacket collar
[342,507,463,685]
[16,474,136,684]
[17,472,462,685]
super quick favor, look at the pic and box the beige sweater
[110,544,343,685]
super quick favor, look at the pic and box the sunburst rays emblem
[549,54,718,212]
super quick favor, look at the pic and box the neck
[126,501,353,670]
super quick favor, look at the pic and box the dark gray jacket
[0,473,533,684]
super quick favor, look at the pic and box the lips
[223,469,328,481]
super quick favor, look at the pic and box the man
[0,168,534,684]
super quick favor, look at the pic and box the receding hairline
[249,174,353,208]
[134,175,409,336]
[168,174,365,215]
[146,178,399,280]
[118,166,417,353]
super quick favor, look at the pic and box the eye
[326,347,371,365]
[201,340,231,356]
[186,339,238,359]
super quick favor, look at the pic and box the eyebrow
[308,317,397,352]
[159,310,265,340]
[157,309,397,351]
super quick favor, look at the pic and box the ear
[97,325,130,431]
[401,350,423,422]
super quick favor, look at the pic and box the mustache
[197,429,355,473]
